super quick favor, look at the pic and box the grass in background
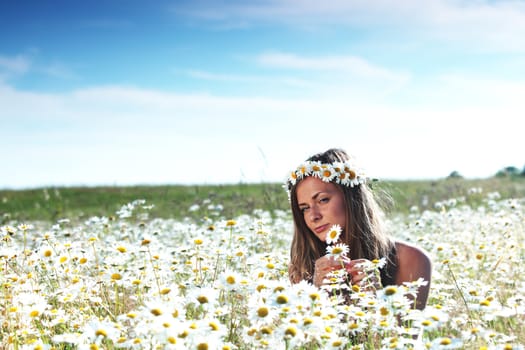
[1,177,525,224]
[0,183,288,224]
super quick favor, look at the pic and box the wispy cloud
[183,52,410,99]
[0,52,79,83]
[256,52,409,82]
[173,0,525,52]
[421,1,525,52]
[38,62,78,80]
[0,54,31,77]
[185,69,314,88]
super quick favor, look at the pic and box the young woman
[287,148,431,310]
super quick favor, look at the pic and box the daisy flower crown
[286,160,368,192]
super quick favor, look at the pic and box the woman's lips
[314,224,329,234]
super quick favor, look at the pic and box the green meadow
[2,176,524,223]
[2,175,525,349]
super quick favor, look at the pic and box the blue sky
[1,0,524,189]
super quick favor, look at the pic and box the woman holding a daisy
[286,148,431,310]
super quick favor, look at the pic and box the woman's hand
[313,255,349,287]
[313,256,382,291]
[345,259,382,291]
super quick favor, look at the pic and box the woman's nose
[309,206,321,222]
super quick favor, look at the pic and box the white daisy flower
[326,243,349,259]
[320,165,336,182]
[297,162,312,178]
[190,286,220,311]
[219,270,244,291]
[288,171,299,186]
[247,299,279,326]
[285,159,369,198]
[309,161,324,178]
[325,225,342,245]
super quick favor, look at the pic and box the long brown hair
[288,148,394,284]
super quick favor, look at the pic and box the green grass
[1,176,525,224]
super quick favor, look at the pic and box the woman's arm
[395,241,432,310]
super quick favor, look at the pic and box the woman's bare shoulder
[394,240,432,278]
[393,241,432,310]
[395,240,430,260]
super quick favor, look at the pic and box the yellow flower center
[285,326,297,337]
[309,292,320,301]
[150,308,162,316]
[384,286,398,296]
[261,326,273,334]
[95,329,107,337]
[440,338,452,345]
[332,247,343,254]
[111,273,122,281]
[257,307,269,317]
[276,294,288,304]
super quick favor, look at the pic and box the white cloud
[185,69,314,88]
[0,54,31,79]
[39,62,78,80]
[421,0,525,52]
[174,0,525,53]
[180,54,409,101]
[0,52,78,83]
[256,52,410,82]
[1,77,524,189]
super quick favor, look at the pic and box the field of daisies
[1,190,524,350]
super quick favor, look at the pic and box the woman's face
[295,176,347,242]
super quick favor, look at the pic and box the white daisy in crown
[332,161,348,185]
[309,161,324,178]
[286,159,368,192]
[320,164,336,182]
[297,162,312,179]
[288,171,299,186]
